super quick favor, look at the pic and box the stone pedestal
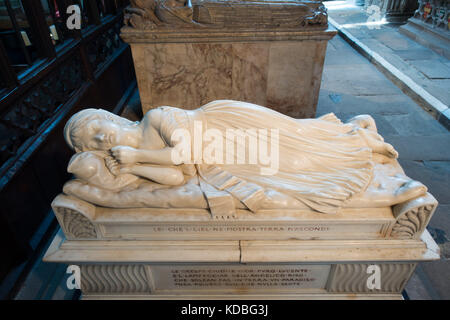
[44,229,438,299]
[399,0,450,59]
[44,192,440,299]
[120,1,336,118]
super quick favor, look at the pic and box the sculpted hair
[64,109,135,152]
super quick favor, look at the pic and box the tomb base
[44,191,440,299]
[44,228,439,300]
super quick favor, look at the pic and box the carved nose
[95,134,105,142]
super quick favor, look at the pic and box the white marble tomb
[44,100,440,299]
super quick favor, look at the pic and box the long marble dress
[157,100,373,214]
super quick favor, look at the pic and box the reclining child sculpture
[63,100,426,216]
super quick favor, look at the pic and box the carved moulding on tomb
[81,264,151,295]
[389,193,438,240]
[123,0,329,30]
[51,192,438,241]
[51,195,98,240]
[327,263,416,293]
[72,262,416,296]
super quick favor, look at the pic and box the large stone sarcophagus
[120,0,336,118]
[44,102,440,299]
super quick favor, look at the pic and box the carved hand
[119,164,134,174]
[105,155,121,176]
[111,146,139,164]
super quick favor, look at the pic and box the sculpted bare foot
[372,153,393,164]
[394,180,427,203]
[347,176,427,208]
[348,115,377,132]
[384,142,399,159]
[358,128,398,158]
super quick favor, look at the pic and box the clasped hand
[111,146,139,164]
[105,146,139,176]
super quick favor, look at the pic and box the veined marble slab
[122,24,336,117]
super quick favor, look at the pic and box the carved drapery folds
[124,0,329,30]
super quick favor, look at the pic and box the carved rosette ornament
[124,0,329,30]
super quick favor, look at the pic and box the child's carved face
[81,119,123,151]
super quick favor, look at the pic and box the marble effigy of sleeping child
[62,100,428,215]
[63,147,427,213]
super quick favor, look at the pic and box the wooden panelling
[0,1,134,284]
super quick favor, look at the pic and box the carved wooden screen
[0,0,133,288]
[0,0,130,176]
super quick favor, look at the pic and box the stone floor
[317,35,450,300]
[324,0,450,128]
[0,211,77,300]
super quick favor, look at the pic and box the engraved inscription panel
[150,265,331,291]
[100,223,385,240]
